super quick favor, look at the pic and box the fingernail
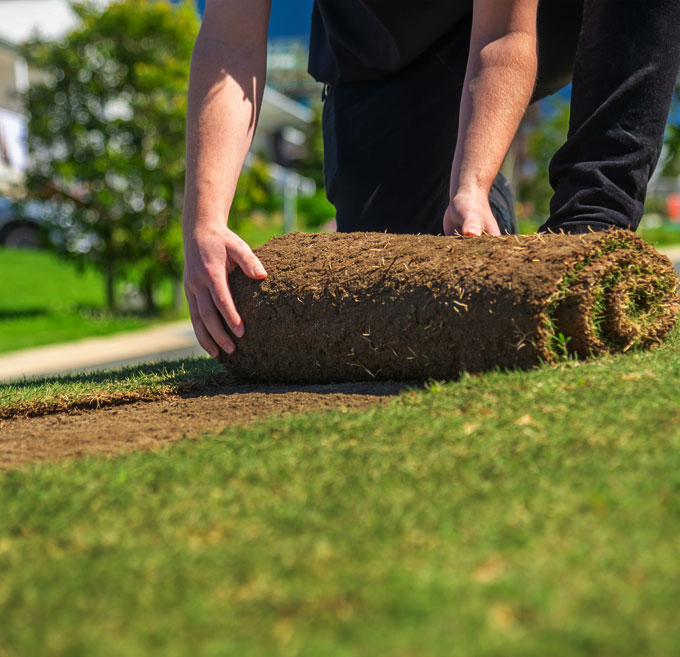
[209,348,219,358]
[254,266,267,276]
[224,343,234,355]
[233,325,244,339]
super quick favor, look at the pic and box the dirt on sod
[0,381,407,470]
[221,230,679,382]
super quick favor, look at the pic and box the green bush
[298,190,335,229]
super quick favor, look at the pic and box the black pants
[322,0,680,235]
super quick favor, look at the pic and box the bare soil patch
[0,382,408,470]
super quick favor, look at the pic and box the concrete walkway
[2,245,679,383]
[0,320,203,382]
[661,246,680,271]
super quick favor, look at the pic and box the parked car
[0,194,44,249]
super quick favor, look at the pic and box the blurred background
[1,0,680,376]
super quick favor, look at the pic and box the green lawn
[638,224,680,247]
[0,357,226,419]
[237,214,286,248]
[0,248,183,354]
[2,329,680,655]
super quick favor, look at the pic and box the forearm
[450,32,537,199]
[183,33,266,237]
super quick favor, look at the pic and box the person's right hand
[443,190,501,237]
[184,222,267,358]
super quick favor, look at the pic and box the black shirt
[308,0,472,84]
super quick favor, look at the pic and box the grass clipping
[220,230,680,382]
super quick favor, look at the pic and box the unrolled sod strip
[219,231,680,383]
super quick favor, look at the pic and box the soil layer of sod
[0,382,407,470]
[221,230,679,382]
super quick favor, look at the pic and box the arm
[183,0,272,357]
[443,0,538,236]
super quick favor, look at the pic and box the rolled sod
[219,231,679,383]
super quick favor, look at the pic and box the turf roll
[219,231,679,382]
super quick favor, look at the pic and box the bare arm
[183,0,272,357]
[444,0,538,236]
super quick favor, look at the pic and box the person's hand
[184,222,267,358]
[443,191,501,237]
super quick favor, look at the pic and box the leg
[541,0,680,234]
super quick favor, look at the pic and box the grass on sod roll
[543,234,679,358]
[2,328,680,656]
[0,357,226,419]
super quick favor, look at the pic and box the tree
[296,103,324,188]
[658,87,680,178]
[516,99,570,223]
[295,103,337,228]
[229,156,279,232]
[22,0,199,311]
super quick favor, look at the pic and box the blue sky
[269,0,313,40]
[190,0,313,41]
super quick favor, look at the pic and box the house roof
[262,86,314,126]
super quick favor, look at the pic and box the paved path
[0,320,203,382]
[2,246,679,383]
[661,246,680,275]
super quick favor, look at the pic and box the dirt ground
[0,382,409,470]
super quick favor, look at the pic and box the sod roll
[219,231,679,382]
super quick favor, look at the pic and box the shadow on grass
[0,305,180,322]
[183,380,418,400]
[0,307,48,320]
[72,304,182,320]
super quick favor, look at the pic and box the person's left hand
[443,191,501,236]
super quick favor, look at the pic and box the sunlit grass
[0,248,185,354]
[0,356,224,419]
[1,327,680,655]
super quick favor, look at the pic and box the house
[0,0,80,187]
[0,0,314,190]
[0,37,28,188]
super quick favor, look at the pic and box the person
[182,0,680,358]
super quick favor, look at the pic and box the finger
[195,288,235,355]
[187,294,220,358]
[230,237,268,280]
[443,208,460,236]
[209,276,244,338]
[461,215,483,237]
[484,217,502,237]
